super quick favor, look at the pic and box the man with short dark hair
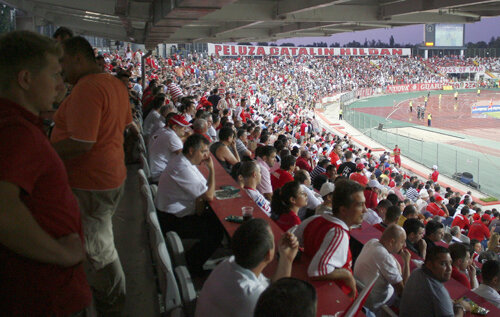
[255,145,277,201]
[473,260,500,308]
[254,277,317,317]
[403,218,427,258]
[364,199,392,225]
[337,151,356,178]
[271,154,296,190]
[400,246,471,316]
[294,180,367,298]
[156,134,223,276]
[195,219,299,317]
[0,30,91,315]
[51,36,132,315]
[449,243,478,289]
[424,220,445,250]
[52,26,73,42]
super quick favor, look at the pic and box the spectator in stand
[236,128,252,159]
[315,182,335,216]
[397,205,418,227]
[349,163,369,187]
[195,219,299,317]
[166,78,183,103]
[294,180,367,298]
[451,206,472,234]
[364,179,384,209]
[155,134,223,276]
[0,30,92,316]
[51,36,133,315]
[364,199,392,225]
[393,145,401,168]
[404,218,427,259]
[479,233,500,263]
[254,278,317,317]
[271,155,296,190]
[52,26,73,42]
[426,196,449,218]
[271,181,306,231]
[296,150,313,173]
[148,114,191,182]
[238,161,271,217]
[403,181,419,202]
[471,239,482,263]
[446,196,460,217]
[424,221,445,251]
[294,170,322,219]
[210,126,240,174]
[468,215,493,247]
[374,205,402,232]
[337,151,356,178]
[449,243,478,290]
[354,225,411,313]
[399,246,471,317]
[430,165,439,183]
[255,145,277,201]
[310,158,330,184]
[473,260,500,309]
[450,226,463,244]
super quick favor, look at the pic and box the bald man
[353,225,411,313]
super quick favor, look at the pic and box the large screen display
[435,24,464,47]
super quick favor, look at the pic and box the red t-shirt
[364,189,378,210]
[349,172,368,187]
[468,220,491,241]
[426,203,446,217]
[275,211,301,232]
[296,157,312,172]
[451,214,470,232]
[329,152,342,167]
[0,99,91,315]
[451,266,471,289]
[271,169,294,191]
[431,170,439,183]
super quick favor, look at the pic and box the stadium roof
[5,0,500,49]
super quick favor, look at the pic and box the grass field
[486,111,500,119]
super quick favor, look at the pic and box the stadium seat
[138,133,147,155]
[174,266,197,317]
[157,241,183,314]
[342,272,379,317]
[140,184,156,219]
[139,153,152,179]
[150,184,158,200]
[166,231,188,268]
[137,169,149,187]
[380,304,399,317]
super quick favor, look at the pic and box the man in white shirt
[473,260,500,309]
[354,225,411,313]
[155,134,223,276]
[255,145,277,201]
[195,218,299,317]
[238,161,271,216]
[364,199,392,225]
[148,114,190,182]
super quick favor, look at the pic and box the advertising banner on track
[471,105,500,113]
[208,44,411,57]
[386,81,477,93]
[437,66,485,74]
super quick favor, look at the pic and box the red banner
[208,44,412,57]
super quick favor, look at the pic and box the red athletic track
[355,90,500,157]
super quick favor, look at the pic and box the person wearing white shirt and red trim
[293,179,367,298]
[473,260,500,309]
[238,161,271,217]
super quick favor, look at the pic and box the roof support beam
[380,0,499,18]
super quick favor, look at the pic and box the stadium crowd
[2,26,500,317]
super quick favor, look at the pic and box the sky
[274,16,500,46]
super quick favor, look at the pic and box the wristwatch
[453,303,465,314]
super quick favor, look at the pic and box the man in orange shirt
[51,37,132,315]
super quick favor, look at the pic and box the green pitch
[485,111,500,119]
